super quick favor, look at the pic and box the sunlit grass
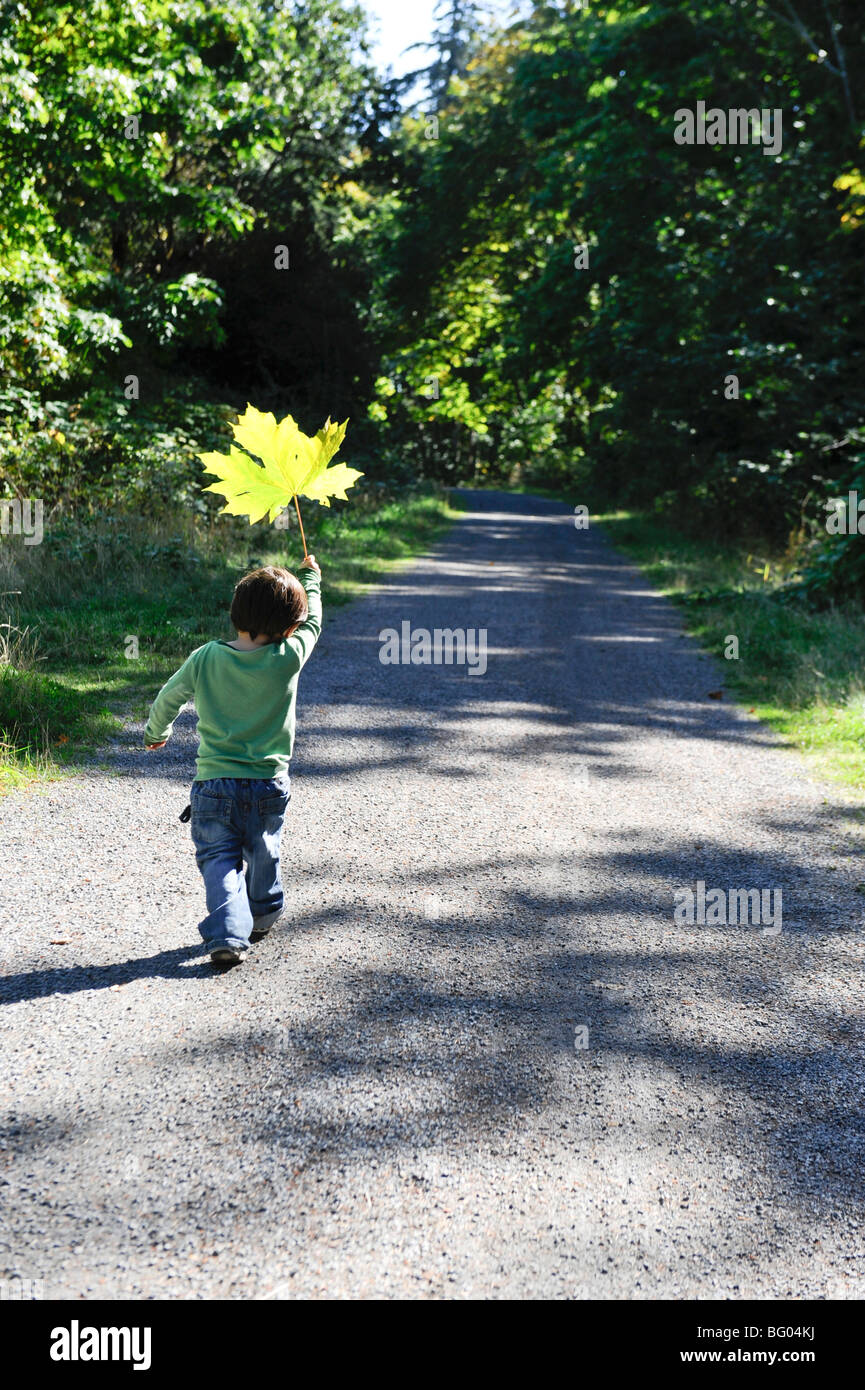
[596,509,865,794]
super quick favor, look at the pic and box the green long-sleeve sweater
[143,569,322,781]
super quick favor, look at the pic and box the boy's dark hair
[230,566,308,641]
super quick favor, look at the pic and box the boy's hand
[299,552,321,577]
[145,741,166,750]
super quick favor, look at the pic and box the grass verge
[594,509,865,795]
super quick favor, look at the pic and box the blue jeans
[189,774,291,951]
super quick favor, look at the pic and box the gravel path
[2,488,864,1300]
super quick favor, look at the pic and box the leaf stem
[293,493,309,559]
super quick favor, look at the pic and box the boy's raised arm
[143,649,201,748]
[285,556,323,669]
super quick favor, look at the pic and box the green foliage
[0,380,239,511]
[368,0,865,597]
[119,274,226,352]
[798,461,865,603]
[0,0,384,453]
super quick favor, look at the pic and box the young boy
[144,554,322,966]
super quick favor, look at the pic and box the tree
[399,1,491,108]
[369,0,865,588]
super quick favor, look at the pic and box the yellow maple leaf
[199,406,362,527]
[302,460,365,507]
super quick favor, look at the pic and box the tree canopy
[2,0,863,593]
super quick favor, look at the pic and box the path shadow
[113,817,865,1223]
[0,943,214,1004]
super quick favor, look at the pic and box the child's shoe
[210,945,246,965]
[250,913,282,942]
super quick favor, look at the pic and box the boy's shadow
[0,944,213,1005]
